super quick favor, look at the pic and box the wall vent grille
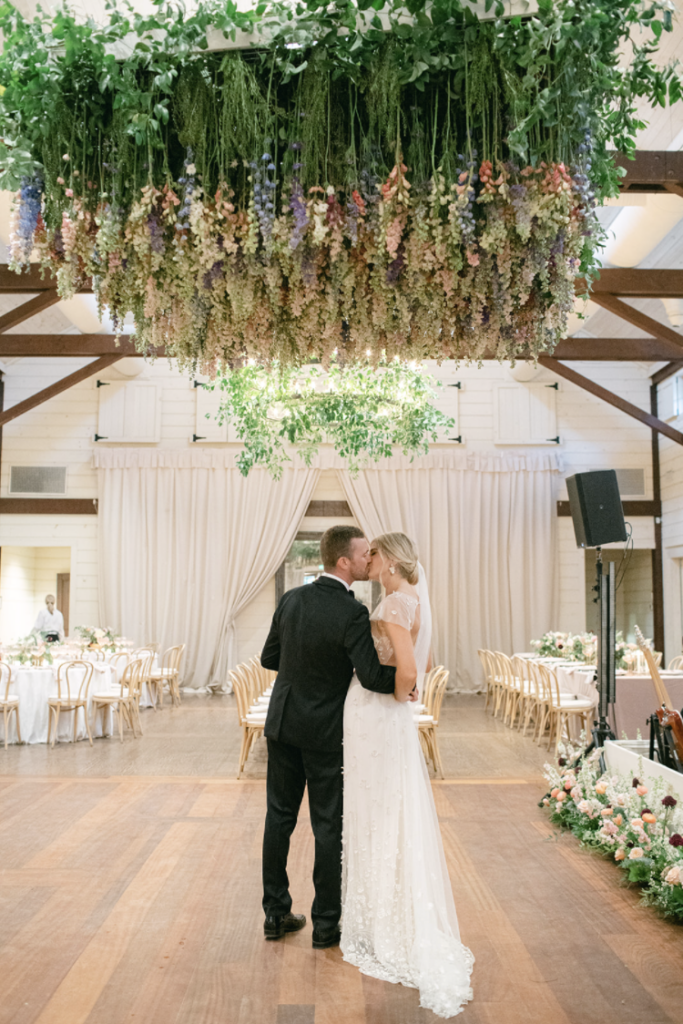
[9,466,67,495]
[614,468,646,498]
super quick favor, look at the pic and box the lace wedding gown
[341,590,474,1019]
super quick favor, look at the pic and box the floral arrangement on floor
[74,626,121,652]
[530,630,645,670]
[543,749,683,921]
[0,0,679,370]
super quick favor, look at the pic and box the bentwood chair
[231,666,267,778]
[668,655,683,672]
[47,660,94,747]
[417,667,449,778]
[0,663,20,748]
[536,663,594,753]
[92,658,143,742]
[149,645,185,708]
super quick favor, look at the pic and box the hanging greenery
[0,0,679,371]
[208,360,454,477]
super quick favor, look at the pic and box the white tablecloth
[0,661,119,745]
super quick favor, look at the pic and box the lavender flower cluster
[252,151,277,244]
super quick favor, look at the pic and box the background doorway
[276,533,382,612]
[0,546,72,641]
[584,548,653,643]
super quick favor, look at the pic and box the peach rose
[550,788,559,799]
[564,781,573,791]
[542,798,550,806]
[601,807,613,817]
[556,792,566,802]
[665,866,681,885]
[614,814,623,826]
[642,812,657,824]
[629,848,644,859]
[637,785,648,796]
[615,849,626,861]
[631,819,644,830]
[595,782,607,795]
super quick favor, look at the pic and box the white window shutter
[430,377,462,442]
[96,382,161,442]
[194,381,230,442]
[528,383,558,443]
[494,382,559,445]
[659,377,677,422]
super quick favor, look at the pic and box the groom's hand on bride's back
[406,686,419,703]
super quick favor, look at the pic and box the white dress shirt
[32,607,65,639]
[319,572,351,591]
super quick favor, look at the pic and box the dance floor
[2,695,683,1024]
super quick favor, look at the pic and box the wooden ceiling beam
[0,335,160,357]
[0,291,61,334]
[575,269,683,297]
[613,151,683,192]
[0,354,122,427]
[587,293,683,354]
[550,337,683,361]
[0,266,92,293]
[652,360,683,385]
[538,357,683,445]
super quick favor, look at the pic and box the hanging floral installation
[0,0,679,373]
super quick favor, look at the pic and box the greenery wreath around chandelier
[0,0,679,471]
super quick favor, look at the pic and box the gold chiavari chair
[92,658,143,743]
[230,666,267,778]
[149,644,185,708]
[417,667,449,778]
[0,663,20,748]
[47,660,94,747]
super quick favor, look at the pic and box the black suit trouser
[262,737,343,933]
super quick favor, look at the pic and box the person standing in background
[32,594,65,642]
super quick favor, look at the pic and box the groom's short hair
[320,525,365,569]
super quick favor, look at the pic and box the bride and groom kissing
[260,525,474,1019]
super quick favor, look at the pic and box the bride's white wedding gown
[341,590,474,1019]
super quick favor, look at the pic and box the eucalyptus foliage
[209,360,455,477]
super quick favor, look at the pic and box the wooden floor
[1,694,683,1024]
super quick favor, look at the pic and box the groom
[260,525,397,948]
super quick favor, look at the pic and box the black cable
[614,521,634,593]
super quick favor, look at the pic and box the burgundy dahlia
[669,834,683,847]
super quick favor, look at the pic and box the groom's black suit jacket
[261,575,396,752]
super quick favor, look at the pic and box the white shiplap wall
[0,355,663,674]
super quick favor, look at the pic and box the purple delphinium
[346,194,360,246]
[147,211,165,254]
[454,154,478,247]
[203,260,225,290]
[386,244,405,284]
[252,151,276,244]
[289,178,308,250]
[16,175,43,262]
[176,149,195,233]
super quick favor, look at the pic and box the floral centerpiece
[74,626,121,653]
[543,749,683,921]
[530,630,643,669]
[8,634,54,665]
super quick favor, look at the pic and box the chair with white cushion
[149,644,185,708]
[536,663,594,753]
[92,658,143,742]
[0,663,20,748]
[47,661,94,747]
[231,665,267,778]
[417,666,449,778]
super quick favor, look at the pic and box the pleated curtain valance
[92,447,563,474]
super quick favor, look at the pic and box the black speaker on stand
[566,471,626,765]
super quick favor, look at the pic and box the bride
[341,532,474,1019]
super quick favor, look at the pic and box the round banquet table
[0,661,121,745]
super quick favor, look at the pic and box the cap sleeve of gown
[375,592,418,631]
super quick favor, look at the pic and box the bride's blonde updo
[373,532,419,586]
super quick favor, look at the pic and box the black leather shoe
[312,927,341,949]
[264,912,307,940]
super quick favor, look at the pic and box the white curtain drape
[94,449,320,689]
[339,450,559,692]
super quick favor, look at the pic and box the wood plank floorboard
[0,694,682,1023]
